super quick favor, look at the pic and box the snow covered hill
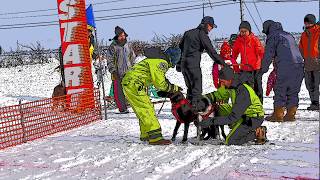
[0,54,319,179]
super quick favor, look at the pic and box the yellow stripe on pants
[122,82,163,143]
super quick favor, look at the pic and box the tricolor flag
[86,4,96,28]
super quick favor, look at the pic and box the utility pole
[202,3,205,17]
[240,0,244,22]
[233,0,244,22]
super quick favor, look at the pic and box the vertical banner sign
[57,0,94,109]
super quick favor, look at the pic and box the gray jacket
[107,40,136,78]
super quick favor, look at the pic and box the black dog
[169,92,226,142]
[200,123,226,141]
[197,103,226,141]
[170,92,196,142]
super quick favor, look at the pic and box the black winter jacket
[178,24,226,69]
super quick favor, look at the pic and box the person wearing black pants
[299,14,320,110]
[304,71,319,109]
[178,16,227,112]
[232,21,265,104]
[253,70,263,103]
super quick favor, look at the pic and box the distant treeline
[0,33,301,68]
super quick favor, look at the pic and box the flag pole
[95,29,108,121]
[88,4,108,120]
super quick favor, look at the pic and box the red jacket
[232,33,264,71]
[299,25,320,59]
[212,41,239,88]
[299,25,320,71]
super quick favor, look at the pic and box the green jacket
[122,58,179,92]
[204,83,264,126]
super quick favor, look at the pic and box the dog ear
[170,91,184,103]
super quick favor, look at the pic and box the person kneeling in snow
[122,47,182,145]
[199,67,267,145]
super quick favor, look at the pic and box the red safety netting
[0,89,102,150]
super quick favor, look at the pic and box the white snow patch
[0,54,318,179]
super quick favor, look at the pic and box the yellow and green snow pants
[217,104,263,145]
[122,81,163,143]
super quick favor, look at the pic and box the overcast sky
[0,0,318,50]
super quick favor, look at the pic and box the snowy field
[0,54,319,180]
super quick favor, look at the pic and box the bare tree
[130,40,149,56]
[0,41,24,67]
[18,41,50,64]
[151,34,182,48]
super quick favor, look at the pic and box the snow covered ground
[0,55,319,180]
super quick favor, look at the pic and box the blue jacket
[261,22,303,75]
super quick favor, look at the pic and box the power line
[0,8,56,17]
[0,0,317,20]
[92,0,127,6]
[1,20,57,27]
[0,13,57,20]
[0,3,207,27]
[0,0,202,20]
[0,0,127,17]
[94,1,231,20]
[243,2,262,35]
[96,2,237,21]
[0,1,232,28]
[252,0,264,24]
[0,23,57,30]
[94,0,201,13]
[0,2,236,30]
[0,0,317,30]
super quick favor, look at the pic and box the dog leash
[157,97,167,116]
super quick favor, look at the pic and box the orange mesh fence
[0,89,102,150]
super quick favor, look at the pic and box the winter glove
[157,91,172,98]
[199,118,215,128]
[158,89,183,99]
[168,84,182,93]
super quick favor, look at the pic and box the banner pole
[93,28,108,120]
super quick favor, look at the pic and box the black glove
[199,118,214,128]
[157,91,172,98]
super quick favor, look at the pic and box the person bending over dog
[200,67,267,145]
[122,46,182,145]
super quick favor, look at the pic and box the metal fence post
[19,100,27,143]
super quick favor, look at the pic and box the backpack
[143,46,181,67]
[143,46,167,60]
